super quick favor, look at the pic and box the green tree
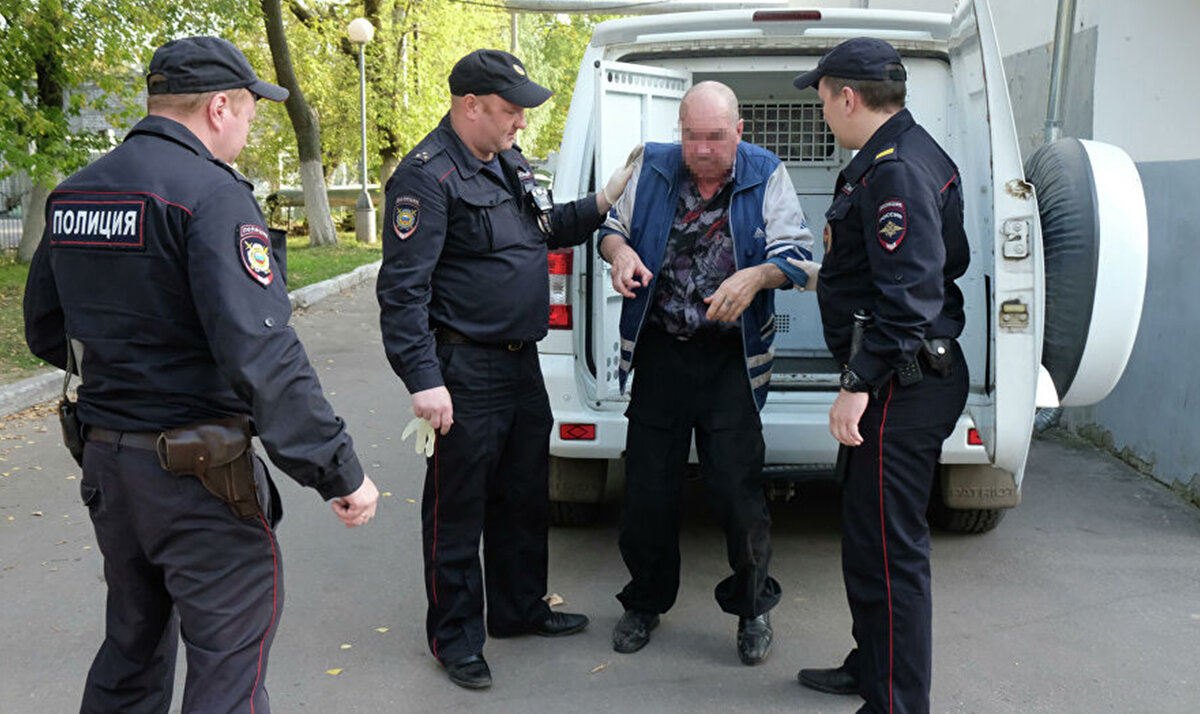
[0,0,254,261]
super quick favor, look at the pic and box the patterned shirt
[646,170,739,339]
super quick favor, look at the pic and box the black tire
[927,475,1007,534]
[549,500,601,527]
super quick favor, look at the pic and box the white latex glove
[401,417,436,457]
[786,257,822,292]
[603,143,645,205]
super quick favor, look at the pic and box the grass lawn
[0,234,381,385]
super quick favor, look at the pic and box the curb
[0,260,382,418]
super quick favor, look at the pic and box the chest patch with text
[49,200,145,249]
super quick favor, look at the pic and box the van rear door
[590,61,691,401]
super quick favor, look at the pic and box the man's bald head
[678,81,743,184]
[679,81,740,126]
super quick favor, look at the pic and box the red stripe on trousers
[878,382,895,714]
[250,514,279,714]
[430,436,440,659]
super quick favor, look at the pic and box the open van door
[590,61,690,400]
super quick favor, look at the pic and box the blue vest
[613,141,783,410]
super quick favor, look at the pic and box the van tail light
[559,423,596,440]
[548,248,573,329]
[967,428,983,446]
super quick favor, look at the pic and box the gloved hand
[401,416,436,457]
[603,143,645,205]
[786,257,822,292]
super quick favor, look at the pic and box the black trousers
[617,328,782,618]
[421,342,553,663]
[842,349,969,714]
[79,436,282,714]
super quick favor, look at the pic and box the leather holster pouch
[156,416,260,520]
[919,337,956,377]
[58,399,85,467]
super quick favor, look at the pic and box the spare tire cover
[1024,138,1097,401]
[1025,138,1147,406]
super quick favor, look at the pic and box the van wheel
[927,477,1007,534]
[550,501,601,526]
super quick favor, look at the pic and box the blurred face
[680,94,741,183]
[476,93,527,156]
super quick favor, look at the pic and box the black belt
[86,426,160,451]
[435,326,527,352]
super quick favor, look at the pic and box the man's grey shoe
[612,609,659,653]
[737,613,773,665]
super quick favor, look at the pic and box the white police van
[538,2,1147,532]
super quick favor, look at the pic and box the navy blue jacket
[23,115,363,500]
[377,114,603,394]
[817,109,969,387]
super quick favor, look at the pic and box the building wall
[888,0,1199,501]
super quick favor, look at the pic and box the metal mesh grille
[775,313,790,334]
[740,102,838,164]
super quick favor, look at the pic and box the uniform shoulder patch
[877,199,907,253]
[392,195,420,240]
[238,223,273,287]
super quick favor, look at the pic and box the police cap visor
[448,49,552,108]
[793,37,907,90]
[148,36,289,102]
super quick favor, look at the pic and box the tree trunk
[261,0,338,246]
[17,181,51,263]
[377,153,399,237]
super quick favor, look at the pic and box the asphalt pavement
[1,278,1198,713]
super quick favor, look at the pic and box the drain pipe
[1044,0,1078,143]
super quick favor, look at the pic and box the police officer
[377,49,635,690]
[23,37,379,713]
[791,38,970,714]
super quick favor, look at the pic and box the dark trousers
[79,437,282,714]
[617,328,781,618]
[842,350,969,714]
[421,342,553,663]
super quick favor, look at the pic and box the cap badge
[513,63,526,76]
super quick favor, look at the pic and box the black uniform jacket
[378,114,603,394]
[817,109,969,388]
[23,116,363,500]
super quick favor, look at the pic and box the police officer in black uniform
[23,37,379,714]
[791,38,970,714]
[377,49,635,690]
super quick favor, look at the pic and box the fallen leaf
[31,511,43,517]
[590,662,609,674]
[340,643,352,650]
[375,627,389,633]
[66,475,77,480]
[405,498,416,504]
[83,545,92,550]
[326,668,343,676]
[544,593,564,607]
[381,492,392,498]
[6,516,13,521]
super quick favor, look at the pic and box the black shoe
[736,613,773,665]
[612,609,659,654]
[444,653,492,690]
[533,611,589,637]
[797,665,858,695]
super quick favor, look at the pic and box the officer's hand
[829,390,869,446]
[401,416,437,457]
[412,386,454,435]
[333,474,380,528]
[704,266,770,323]
[599,143,644,213]
[786,257,821,293]
[607,241,653,298]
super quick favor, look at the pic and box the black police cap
[793,37,907,91]
[147,36,289,102]
[448,49,552,108]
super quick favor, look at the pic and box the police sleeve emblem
[876,199,907,252]
[393,195,420,240]
[238,223,273,287]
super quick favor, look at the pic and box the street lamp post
[348,17,375,243]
